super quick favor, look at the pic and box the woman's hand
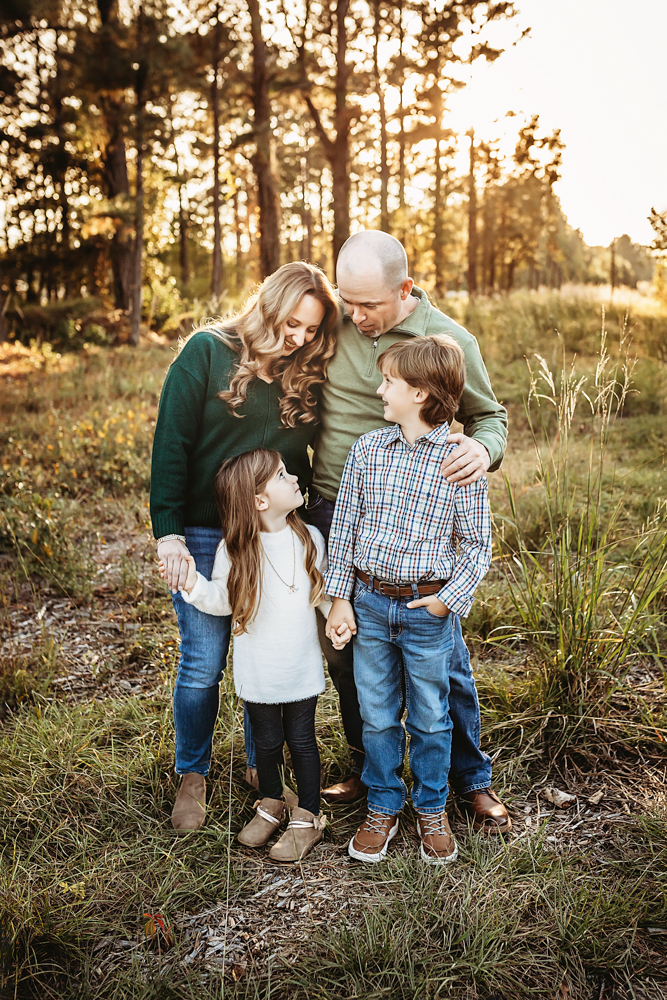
[157,538,192,593]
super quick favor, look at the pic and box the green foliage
[492,335,667,718]
[0,493,95,599]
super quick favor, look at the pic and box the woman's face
[281,293,325,356]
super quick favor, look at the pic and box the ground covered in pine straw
[1,584,665,1000]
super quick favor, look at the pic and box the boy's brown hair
[377,334,466,427]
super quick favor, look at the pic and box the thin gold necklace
[262,528,298,593]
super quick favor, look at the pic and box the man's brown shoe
[348,810,399,863]
[458,789,512,834]
[245,766,298,808]
[417,811,458,865]
[171,773,206,833]
[322,775,366,804]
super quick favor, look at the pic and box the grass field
[0,289,666,999]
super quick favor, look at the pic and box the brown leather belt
[356,568,445,598]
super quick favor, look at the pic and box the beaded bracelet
[156,534,186,546]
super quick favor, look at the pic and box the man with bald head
[304,230,510,834]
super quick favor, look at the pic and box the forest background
[1,1,667,999]
[0,0,661,346]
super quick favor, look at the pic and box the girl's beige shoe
[268,807,326,862]
[237,797,285,848]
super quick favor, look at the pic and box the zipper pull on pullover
[365,336,380,378]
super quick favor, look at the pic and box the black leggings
[244,696,320,815]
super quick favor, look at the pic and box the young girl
[168,448,350,862]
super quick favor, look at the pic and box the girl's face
[281,293,325,355]
[255,462,303,516]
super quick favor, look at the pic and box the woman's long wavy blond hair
[215,449,325,635]
[205,262,339,427]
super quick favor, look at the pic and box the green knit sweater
[150,331,317,539]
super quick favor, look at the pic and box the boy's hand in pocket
[406,594,450,617]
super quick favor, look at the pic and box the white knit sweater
[181,524,330,705]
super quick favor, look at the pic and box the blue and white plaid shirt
[324,422,492,617]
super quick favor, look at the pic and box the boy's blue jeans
[352,577,490,815]
[170,526,255,775]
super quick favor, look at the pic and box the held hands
[326,598,357,650]
[157,538,194,593]
[406,594,450,616]
[441,434,490,485]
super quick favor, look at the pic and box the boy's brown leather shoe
[416,810,458,864]
[348,810,399,863]
[457,789,512,833]
[322,775,367,804]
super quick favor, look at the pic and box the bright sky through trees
[445,0,667,247]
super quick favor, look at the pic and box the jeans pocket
[422,605,450,620]
[305,491,325,511]
[353,578,369,602]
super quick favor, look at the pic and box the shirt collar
[382,420,451,449]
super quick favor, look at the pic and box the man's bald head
[335,230,417,337]
[337,230,409,292]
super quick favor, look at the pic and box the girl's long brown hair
[214,449,325,635]
[199,262,339,427]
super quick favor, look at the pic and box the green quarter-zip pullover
[312,287,508,501]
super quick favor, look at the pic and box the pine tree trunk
[301,154,312,261]
[129,9,145,347]
[178,183,189,287]
[467,130,478,298]
[0,277,7,344]
[210,9,224,299]
[232,185,243,285]
[433,139,445,299]
[373,0,389,233]
[248,0,280,278]
[305,0,355,269]
[96,2,133,311]
[129,129,144,345]
[104,105,133,311]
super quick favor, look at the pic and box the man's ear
[255,493,268,511]
[399,277,414,300]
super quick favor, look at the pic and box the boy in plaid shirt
[324,335,492,864]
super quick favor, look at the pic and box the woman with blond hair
[150,262,339,833]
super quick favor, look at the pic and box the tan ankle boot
[268,807,326,862]
[237,797,285,848]
[245,767,299,808]
[171,773,206,834]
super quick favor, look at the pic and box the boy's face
[256,462,303,516]
[377,368,428,426]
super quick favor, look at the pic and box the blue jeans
[353,578,489,815]
[305,491,491,794]
[171,526,255,775]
